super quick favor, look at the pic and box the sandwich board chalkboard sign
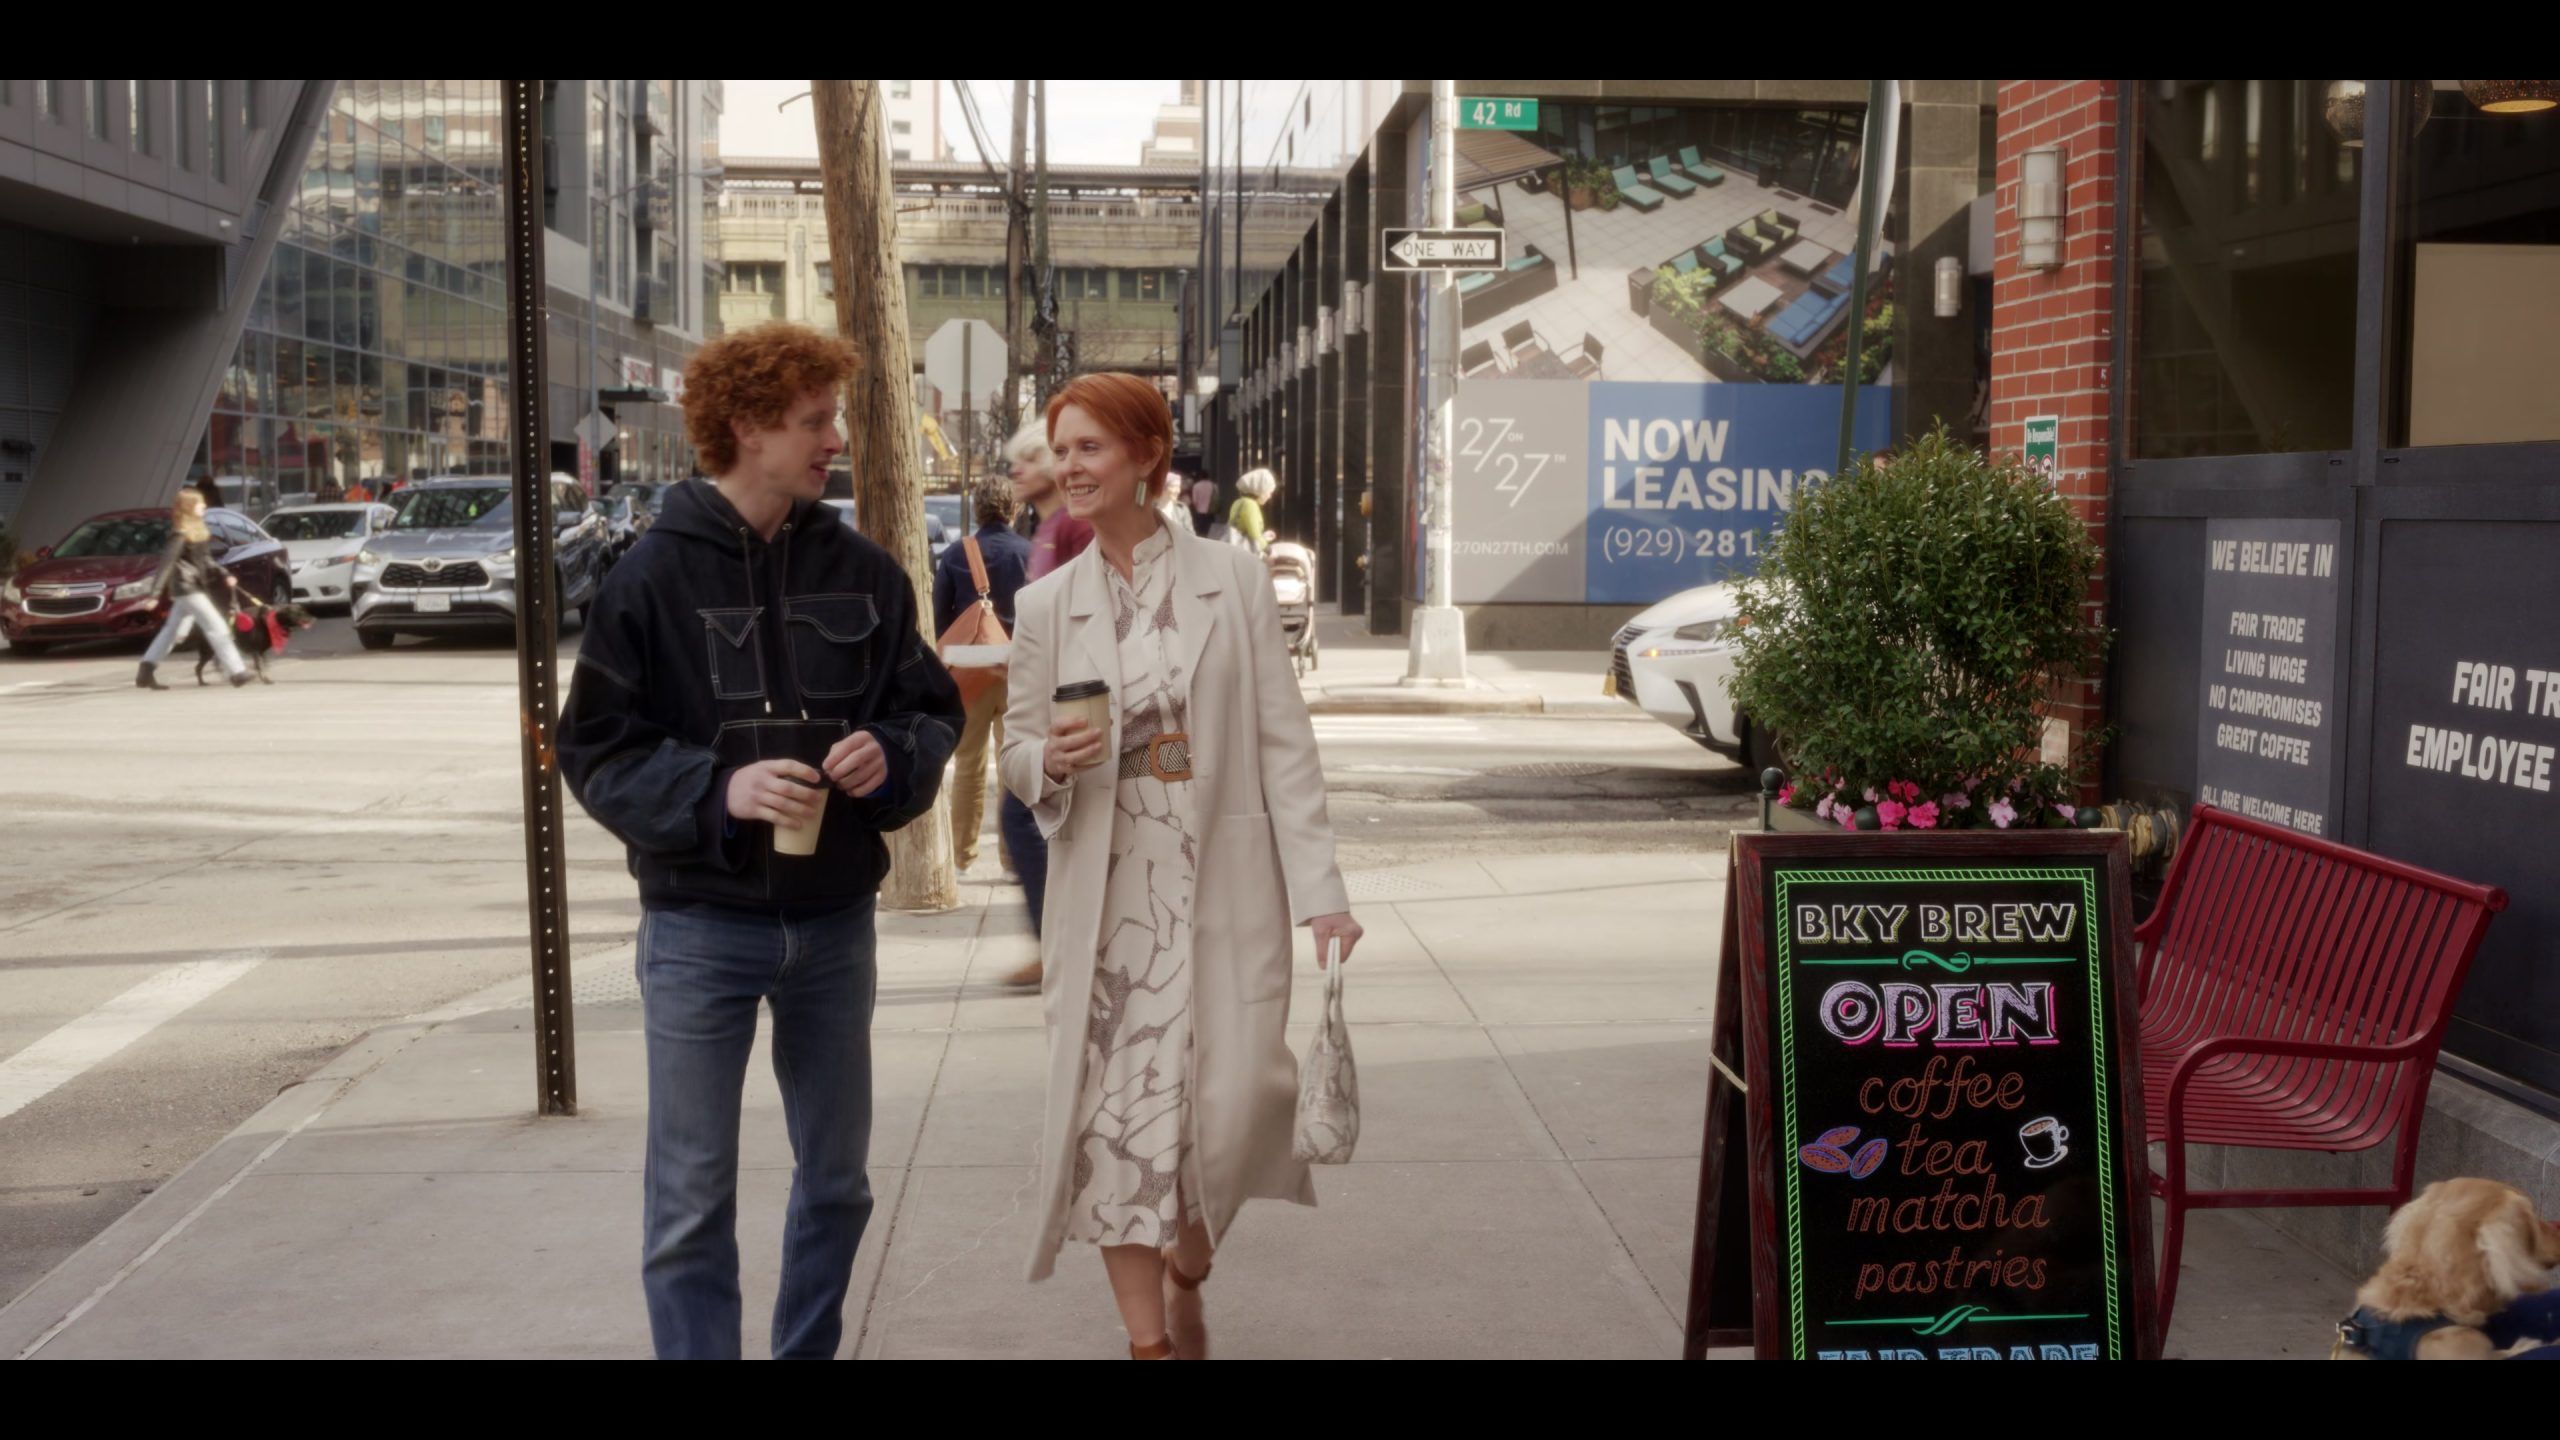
[1686,830,2160,1361]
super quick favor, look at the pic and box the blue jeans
[998,791,1046,937]
[637,898,878,1359]
[140,592,246,676]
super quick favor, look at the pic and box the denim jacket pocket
[787,593,879,699]
[700,606,765,701]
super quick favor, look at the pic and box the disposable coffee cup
[774,774,827,857]
[1053,680,1112,768]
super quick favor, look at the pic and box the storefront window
[2396,82,2560,446]
[2134,79,2361,457]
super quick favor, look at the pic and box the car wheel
[7,640,51,658]
[1741,712,1785,776]
[357,628,395,651]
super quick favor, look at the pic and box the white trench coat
[1000,524,1349,1281]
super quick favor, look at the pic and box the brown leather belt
[1117,731,1194,782]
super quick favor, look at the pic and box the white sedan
[1607,581,1779,769]
[262,503,395,609]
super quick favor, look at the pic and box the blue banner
[1584,382,1890,603]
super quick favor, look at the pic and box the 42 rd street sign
[1382,227,1507,274]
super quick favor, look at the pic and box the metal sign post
[502,79,577,1117]
[1404,79,1471,687]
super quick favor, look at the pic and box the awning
[1455,129,1568,192]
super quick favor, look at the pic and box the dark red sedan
[2,507,292,657]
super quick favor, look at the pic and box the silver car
[351,476,609,650]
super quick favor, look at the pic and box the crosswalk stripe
[0,956,265,1123]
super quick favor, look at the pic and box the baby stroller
[1266,541,1319,677]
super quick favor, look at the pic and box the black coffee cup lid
[1054,680,1110,701]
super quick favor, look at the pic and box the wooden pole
[1003,80,1029,440]
[811,79,958,912]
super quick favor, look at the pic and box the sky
[720,80,1180,164]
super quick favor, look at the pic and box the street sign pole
[1406,78,1470,687]
[502,79,576,1118]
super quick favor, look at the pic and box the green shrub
[1730,424,2110,830]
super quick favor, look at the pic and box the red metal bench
[2135,805,2506,1333]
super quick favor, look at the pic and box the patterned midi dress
[1061,517,1208,1250]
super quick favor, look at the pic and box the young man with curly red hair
[558,323,963,1360]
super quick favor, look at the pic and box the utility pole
[811,79,958,911]
[1405,78,1470,686]
[1003,80,1030,441]
[1033,80,1057,409]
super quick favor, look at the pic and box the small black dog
[191,602,316,685]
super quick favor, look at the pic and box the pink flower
[1964,776,1983,792]
[1815,795,1836,821]
[1989,798,2018,829]
[1778,784,1796,805]
[2055,803,2077,822]
[1877,800,1907,830]
[1890,780,1920,802]
[1863,787,1880,804]
[1940,791,1972,811]
[1908,801,1940,830]
[1838,807,1859,831]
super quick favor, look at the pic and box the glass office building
[196,81,511,507]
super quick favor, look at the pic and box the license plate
[415,593,452,613]
[1602,671,1618,697]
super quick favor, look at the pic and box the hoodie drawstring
[781,521,808,720]
[739,525,770,716]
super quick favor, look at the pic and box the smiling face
[734,388,844,505]
[1050,403,1157,524]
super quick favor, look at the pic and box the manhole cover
[1485,761,1614,779]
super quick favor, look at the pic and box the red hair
[681,323,862,473]
[1045,373,1171,489]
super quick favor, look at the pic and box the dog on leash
[189,601,316,685]
[2336,1178,2560,1359]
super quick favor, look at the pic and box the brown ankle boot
[1165,1256,1210,1360]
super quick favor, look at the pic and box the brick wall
[1992,81,2118,796]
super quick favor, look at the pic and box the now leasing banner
[1449,381,1889,604]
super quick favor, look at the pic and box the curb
[1305,689,1654,719]
[0,1018,437,1360]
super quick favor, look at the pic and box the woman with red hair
[1001,372,1363,1358]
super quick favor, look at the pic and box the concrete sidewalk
[1297,614,1635,717]
[0,855,2362,1359]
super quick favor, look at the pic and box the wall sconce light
[1196,373,1221,399]
[2325,80,2434,147]
[1343,280,1367,337]
[2461,79,2560,114]
[1318,307,1338,355]
[1298,325,1314,370]
[2018,147,2065,272]
[1934,255,1964,319]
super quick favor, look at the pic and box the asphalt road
[0,609,1752,1307]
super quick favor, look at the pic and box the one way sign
[1381,227,1506,274]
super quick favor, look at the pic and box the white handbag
[1292,938,1359,1164]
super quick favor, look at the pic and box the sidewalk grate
[1484,761,1616,779]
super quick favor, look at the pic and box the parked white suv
[1608,582,1778,769]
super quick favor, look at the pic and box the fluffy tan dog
[2341,1178,2560,1359]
